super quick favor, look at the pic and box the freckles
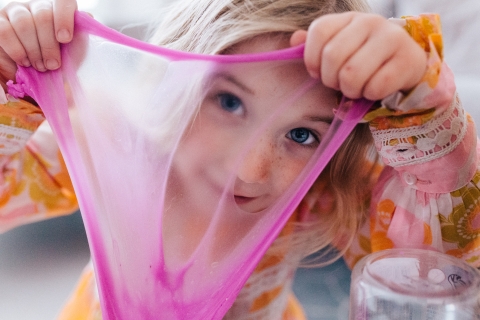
[272,153,304,191]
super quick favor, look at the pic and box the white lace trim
[371,94,467,167]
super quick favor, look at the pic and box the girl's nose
[235,139,273,184]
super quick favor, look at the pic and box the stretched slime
[8,12,373,319]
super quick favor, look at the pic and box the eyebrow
[212,73,255,95]
[304,115,334,124]
[211,73,334,124]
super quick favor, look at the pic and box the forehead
[220,36,337,114]
[226,34,292,54]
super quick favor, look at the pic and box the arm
[345,14,480,268]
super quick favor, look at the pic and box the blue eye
[218,93,243,115]
[288,128,317,145]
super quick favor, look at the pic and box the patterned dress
[344,14,480,269]
[0,13,477,320]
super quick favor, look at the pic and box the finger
[362,57,406,100]
[397,41,428,92]
[0,11,30,68]
[337,27,400,99]
[5,5,45,71]
[30,1,60,70]
[53,0,76,43]
[319,15,375,91]
[363,47,427,100]
[303,12,355,79]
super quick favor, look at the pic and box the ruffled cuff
[365,14,451,126]
[0,95,44,156]
[365,14,477,193]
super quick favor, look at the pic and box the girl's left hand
[290,12,428,101]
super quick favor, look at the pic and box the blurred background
[0,0,478,319]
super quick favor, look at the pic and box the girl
[0,0,477,319]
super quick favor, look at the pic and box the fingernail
[57,29,71,43]
[46,59,59,70]
[22,58,31,67]
[35,60,46,72]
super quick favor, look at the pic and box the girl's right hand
[0,0,77,89]
[291,12,428,102]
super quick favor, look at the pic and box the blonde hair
[150,0,370,53]
[150,0,375,266]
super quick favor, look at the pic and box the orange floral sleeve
[0,96,78,233]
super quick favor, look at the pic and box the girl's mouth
[234,195,269,213]
[234,195,255,205]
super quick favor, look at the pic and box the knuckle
[364,13,385,24]
[4,2,25,11]
[363,86,382,101]
[343,11,357,18]
[393,29,409,45]
[5,2,28,21]
[7,10,33,32]
[357,13,386,31]
[33,7,53,25]
[13,17,32,34]
[365,76,392,100]
[337,11,357,23]
[29,0,53,9]
[338,62,358,85]
[0,20,11,41]
[308,17,322,30]
[322,43,336,63]
[308,19,329,39]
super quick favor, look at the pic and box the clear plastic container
[349,248,480,319]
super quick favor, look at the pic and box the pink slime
[9,11,374,319]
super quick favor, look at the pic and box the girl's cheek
[272,155,309,195]
[184,116,237,168]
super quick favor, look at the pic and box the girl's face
[171,37,338,214]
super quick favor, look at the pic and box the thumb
[290,30,307,47]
